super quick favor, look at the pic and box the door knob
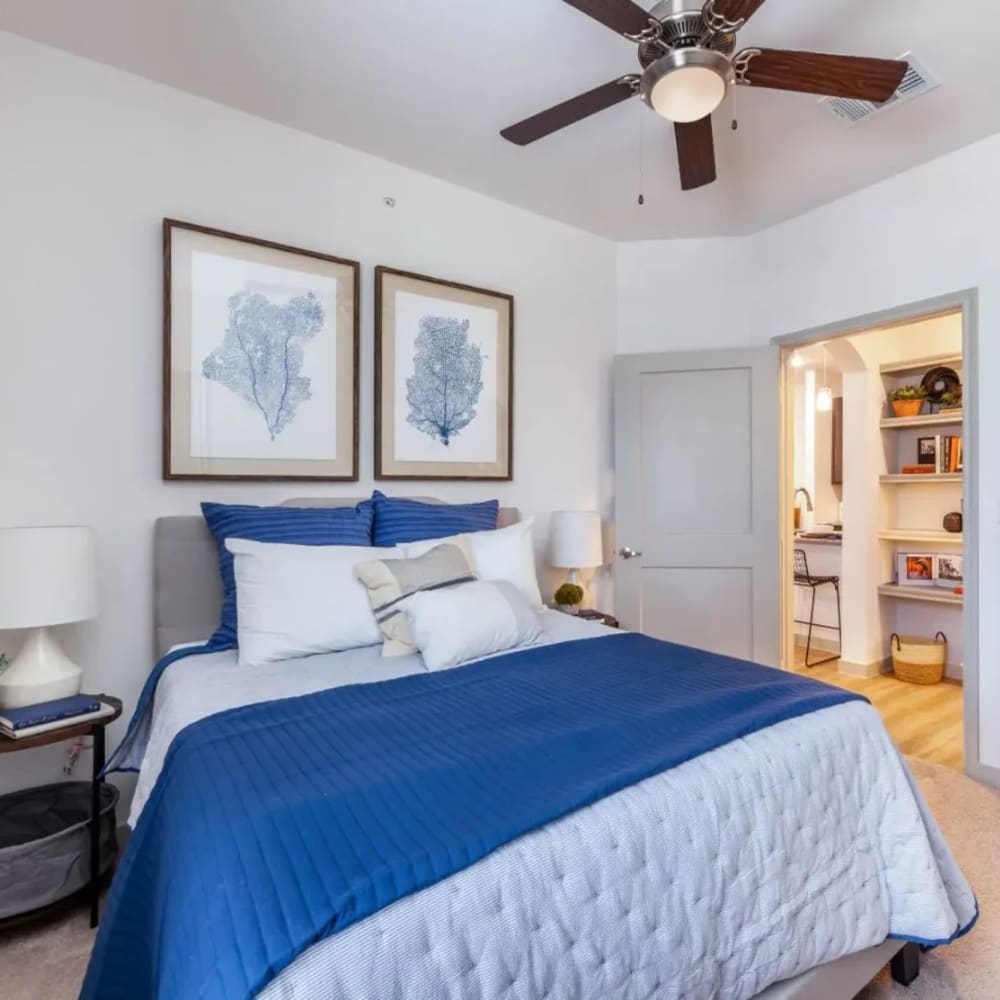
[618,546,643,560]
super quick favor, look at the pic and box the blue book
[0,694,103,732]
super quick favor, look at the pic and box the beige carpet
[1,758,996,999]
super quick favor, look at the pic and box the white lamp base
[0,627,83,709]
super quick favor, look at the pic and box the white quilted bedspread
[259,701,974,1000]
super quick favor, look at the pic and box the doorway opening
[779,305,972,774]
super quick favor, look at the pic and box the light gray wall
[0,34,617,801]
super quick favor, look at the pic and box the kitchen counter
[794,534,843,547]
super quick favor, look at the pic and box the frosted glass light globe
[640,49,734,125]
[650,65,727,123]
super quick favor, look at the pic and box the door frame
[771,288,993,786]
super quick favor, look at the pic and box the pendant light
[816,347,833,412]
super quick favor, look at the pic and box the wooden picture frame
[374,266,513,481]
[163,219,359,481]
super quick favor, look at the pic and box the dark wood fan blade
[736,48,908,102]
[708,0,770,27]
[501,77,637,145]
[560,0,652,37]
[675,116,716,190]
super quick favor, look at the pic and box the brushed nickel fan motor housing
[639,0,736,68]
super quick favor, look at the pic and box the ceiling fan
[500,0,909,191]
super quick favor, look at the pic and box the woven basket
[890,632,947,685]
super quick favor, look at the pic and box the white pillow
[401,518,543,608]
[225,539,396,665]
[401,579,543,671]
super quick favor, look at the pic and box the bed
[82,500,976,1000]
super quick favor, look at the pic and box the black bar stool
[794,548,842,668]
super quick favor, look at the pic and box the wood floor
[793,648,964,771]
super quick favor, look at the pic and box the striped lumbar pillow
[355,543,476,656]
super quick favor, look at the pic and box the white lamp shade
[0,526,99,629]
[547,511,604,570]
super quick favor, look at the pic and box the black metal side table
[0,694,122,927]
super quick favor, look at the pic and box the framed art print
[163,219,359,480]
[936,554,963,587]
[896,553,936,587]
[375,266,513,480]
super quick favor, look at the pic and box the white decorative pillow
[401,517,543,608]
[225,539,395,666]
[401,579,543,671]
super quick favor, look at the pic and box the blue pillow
[201,501,374,649]
[371,491,499,546]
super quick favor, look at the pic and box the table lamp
[548,510,604,594]
[0,526,99,709]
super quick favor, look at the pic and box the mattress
[127,613,975,999]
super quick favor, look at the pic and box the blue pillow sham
[370,490,499,546]
[201,501,374,648]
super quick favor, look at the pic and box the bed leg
[890,942,921,986]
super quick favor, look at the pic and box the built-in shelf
[879,353,962,378]
[880,412,963,430]
[879,473,962,485]
[878,530,963,545]
[878,583,963,606]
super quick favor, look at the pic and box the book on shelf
[0,694,112,740]
[900,465,936,475]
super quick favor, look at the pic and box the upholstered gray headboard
[153,498,519,658]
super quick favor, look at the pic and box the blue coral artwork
[406,316,484,446]
[202,289,324,441]
[391,289,500,467]
[185,248,345,464]
[377,268,513,480]
[166,222,358,480]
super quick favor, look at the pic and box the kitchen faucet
[794,487,814,512]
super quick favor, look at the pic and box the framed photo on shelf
[163,219,359,480]
[917,436,937,466]
[374,266,513,480]
[896,553,936,587]
[936,554,964,587]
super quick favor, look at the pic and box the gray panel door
[614,348,780,666]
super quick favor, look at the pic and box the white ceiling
[3,0,997,240]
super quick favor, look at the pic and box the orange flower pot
[891,398,923,418]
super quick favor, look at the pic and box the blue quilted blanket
[82,633,864,1000]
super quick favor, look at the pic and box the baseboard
[794,632,840,653]
[838,657,886,679]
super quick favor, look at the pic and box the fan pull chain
[637,100,646,206]
[731,85,739,131]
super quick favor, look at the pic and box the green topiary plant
[888,384,928,401]
[939,388,963,407]
[554,582,584,608]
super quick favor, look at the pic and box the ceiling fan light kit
[641,48,734,123]
[502,0,908,191]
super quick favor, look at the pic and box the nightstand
[0,694,122,927]
[577,610,620,629]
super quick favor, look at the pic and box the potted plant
[888,384,927,418]
[939,387,963,412]
[554,582,584,614]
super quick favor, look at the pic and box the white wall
[618,131,1000,772]
[0,34,617,799]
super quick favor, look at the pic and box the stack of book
[0,694,113,740]
[935,435,963,474]
[902,434,963,475]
